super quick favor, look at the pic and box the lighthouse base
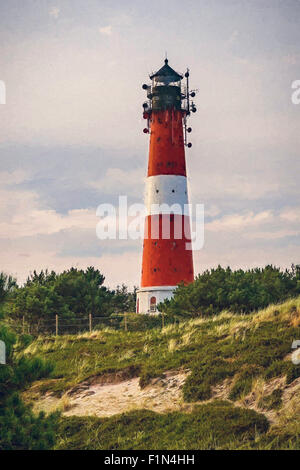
[136,286,176,315]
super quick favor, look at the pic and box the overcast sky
[0,0,300,287]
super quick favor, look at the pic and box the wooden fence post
[89,313,92,333]
[124,312,128,332]
[55,314,58,336]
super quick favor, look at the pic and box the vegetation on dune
[1,266,300,450]
[160,264,300,317]
[3,268,137,334]
[55,402,269,450]
[16,296,299,450]
[258,389,283,411]
[20,298,300,409]
[3,264,300,334]
[0,325,58,450]
[0,272,17,305]
[0,277,59,450]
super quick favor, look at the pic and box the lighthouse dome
[150,59,183,85]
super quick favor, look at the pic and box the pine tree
[0,324,58,450]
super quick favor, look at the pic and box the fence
[9,312,171,336]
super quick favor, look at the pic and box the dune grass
[55,401,269,450]
[19,298,300,398]
[18,297,300,450]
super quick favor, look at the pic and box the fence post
[124,312,128,332]
[89,313,92,333]
[22,316,25,335]
[162,312,165,329]
[55,314,58,336]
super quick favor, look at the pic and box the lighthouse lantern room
[136,59,196,314]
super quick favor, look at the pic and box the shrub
[183,359,237,402]
[0,323,58,449]
[160,265,300,318]
[258,389,283,411]
[229,365,262,401]
[56,401,269,450]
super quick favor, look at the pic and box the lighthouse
[136,59,196,314]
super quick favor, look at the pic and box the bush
[56,401,269,450]
[160,265,300,318]
[183,359,237,402]
[258,389,283,411]
[0,393,59,450]
[229,365,262,401]
[0,324,58,449]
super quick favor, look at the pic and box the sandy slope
[33,370,189,417]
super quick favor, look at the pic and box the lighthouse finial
[165,51,168,64]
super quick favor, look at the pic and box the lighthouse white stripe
[145,174,189,215]
[136,286,176,314]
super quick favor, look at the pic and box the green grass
[18,297,300,450]
[18,299,300,399]
[55,401,269,450]
[258,389,283,411]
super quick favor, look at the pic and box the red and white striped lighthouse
[136,59,196,314]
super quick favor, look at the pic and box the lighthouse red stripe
[141,214,194,287]
[148,110,187,177]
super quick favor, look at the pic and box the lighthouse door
[150,296,157,313]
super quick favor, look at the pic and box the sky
[0,0,300,288]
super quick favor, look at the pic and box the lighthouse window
[150,296,157,312]
[172,189,175,193]
[156,189,159,193]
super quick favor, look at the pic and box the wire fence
[8,312,172,337]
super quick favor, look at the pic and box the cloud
[99,25,112,36]
[0,190,97,239]
[280,208,300,223]
[204,207,300,243]
[90,167,145,197]
[245,229,300,240]
[206,210,273,232]
[283,54,300,65]
[0,240,140,288]
[227,29,239,46]
[0,172,141,286]
[1,2,300,285]
[190,173,280,202]
[193,241,300,275]
[0,169,30,186]
[0,171,97,238]
[1,167,300,286]
[49,7,60,19]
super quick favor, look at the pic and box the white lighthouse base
[136,286,176,315]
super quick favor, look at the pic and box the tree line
[1,264,300,326]
[1,267,137,331]
[0,273,58,449]
[159,264,300,317]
